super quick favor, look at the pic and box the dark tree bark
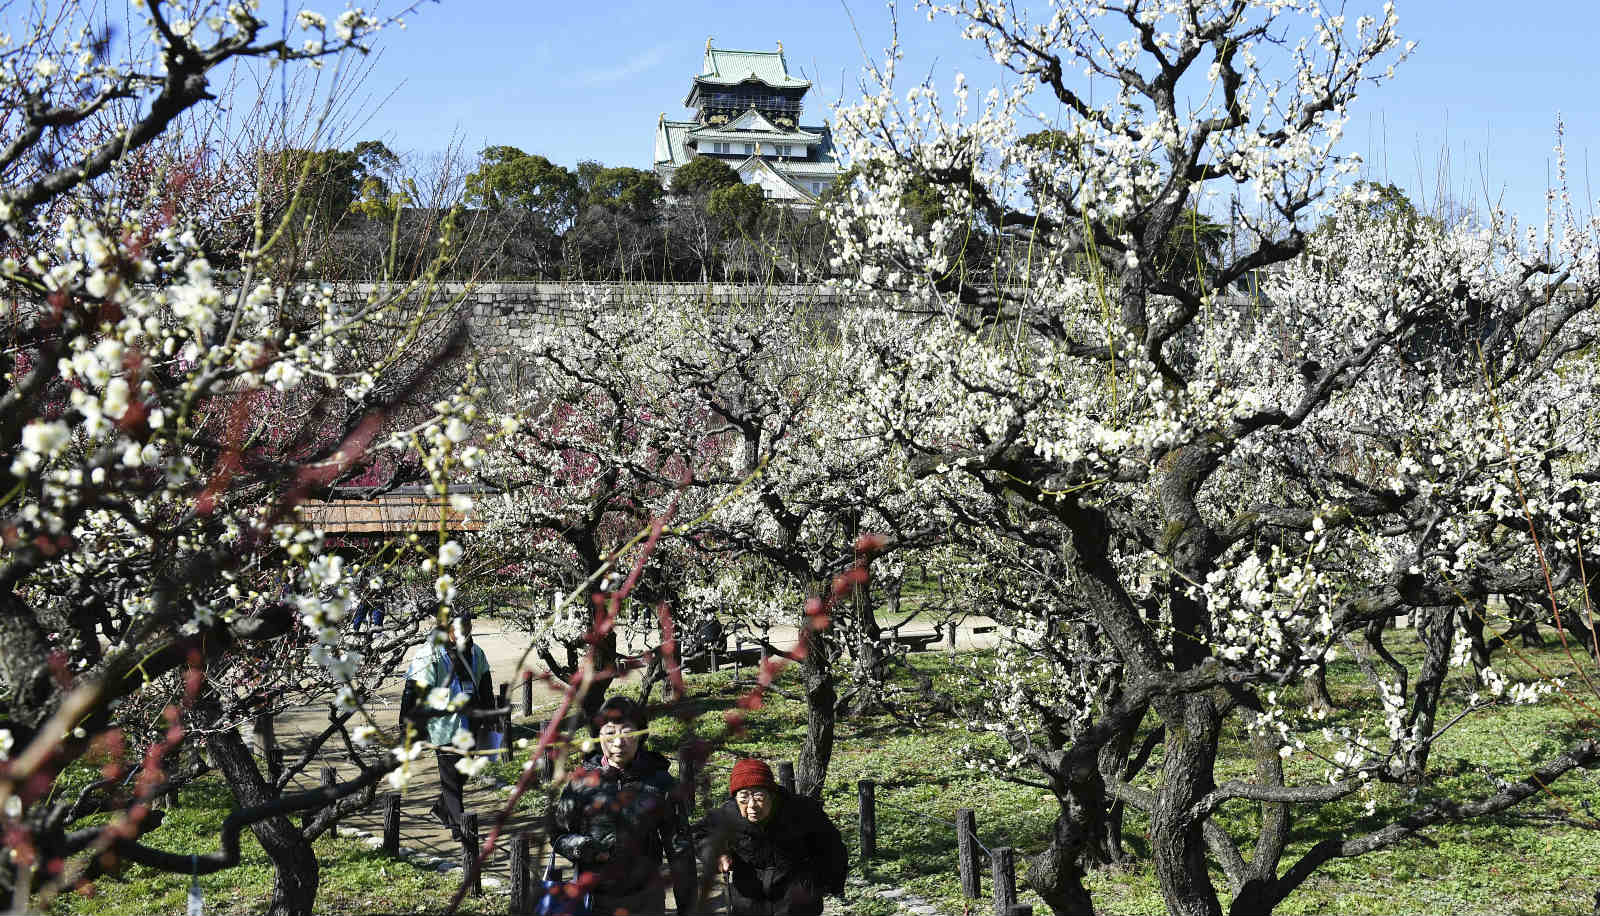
[1147,695,1224,916]
[1026,808,1099,916]
[0,589,53,724]
[1093,712,1144,866]
[207,728,320,916]
[1304,663,1334,717]
[1226,716,1295,916]
[1402,607,1455,779]
[794,620,837,799]
[844,578,890,719]
[1028,746,1113,915]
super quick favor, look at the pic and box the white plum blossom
[425,687,452,711]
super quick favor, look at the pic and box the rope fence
[368,743,1034,916]
[851,780,1029,916]
[359,617,1021,912]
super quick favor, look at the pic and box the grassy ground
[49,778,503,915]
[48,631,1600,915]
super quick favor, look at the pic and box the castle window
[743,143,755,155]
[713,142,730,154]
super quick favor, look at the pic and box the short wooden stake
[509,830,530,914]
[382,793,400,855]
[462,813,481,896]
[858,779,876,861]
[678,747,699,816]
[991,846,1018,916]
[957,808,981,898]
[321,766,337,837]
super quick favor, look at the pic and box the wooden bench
[887,631,943,652]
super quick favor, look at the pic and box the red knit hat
[729,759,778,796]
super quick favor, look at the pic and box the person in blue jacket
[398,611,493,840]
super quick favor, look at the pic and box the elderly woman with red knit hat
[694,758,848,916]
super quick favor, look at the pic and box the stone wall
[323,280,848,352]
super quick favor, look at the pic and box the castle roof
[733,153,817,200]
[655,119,838,169]
[694,45,811,90]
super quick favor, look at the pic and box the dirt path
[267,617,1000,908]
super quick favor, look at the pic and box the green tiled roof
[656,121,840,173]
[696,45,810,89]
[768,159,844,177]
[687,127,822,145]
[655,120,698,166]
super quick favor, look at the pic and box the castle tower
[653,40,841,205]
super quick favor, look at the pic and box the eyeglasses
[734,789,771,803]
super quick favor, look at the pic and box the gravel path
[263,617,996,912]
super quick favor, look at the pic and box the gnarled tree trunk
[794,620,837,798]
[207,728,320,916]
[1148,694,1224,916]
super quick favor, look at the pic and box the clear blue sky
[341,0,1600,228]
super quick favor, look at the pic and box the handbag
[482,728,507,753]
[536,847,591,915]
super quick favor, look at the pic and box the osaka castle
[654,39,842,205]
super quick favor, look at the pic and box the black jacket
[694,789,848,916]
[549,749,696,907]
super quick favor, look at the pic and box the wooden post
[777,761,796,794]
[536,728,554,783]
[510,831,530,915]
[991,846,1017,916]
[321,766,337,837]
[947,624,958,650]
[253,713,283,783]
[383,793,401,855]
[699,759,715,814]
[497,684,513,760]
[731,640,741,686]
[956,808,981,898]
[462,813,482,896]
[678,747,699,816]
[521,672,533,716]
[538,749,554,783]
[858,779,876,861]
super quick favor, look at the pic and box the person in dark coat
[695,759,848,916]
[549,696,697,915]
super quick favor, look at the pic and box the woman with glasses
[549,695,697,915]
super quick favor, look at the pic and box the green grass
[49,779,503,916]
[48,633,1600,915]
[630,639,1600,916]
